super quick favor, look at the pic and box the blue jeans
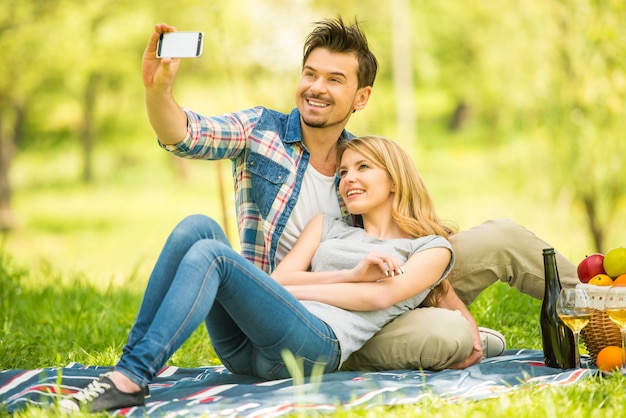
[116,214,340,387]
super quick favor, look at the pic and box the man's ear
[353,86,372,111]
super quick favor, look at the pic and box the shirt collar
[284,108,304,144]
[283,108,352,145]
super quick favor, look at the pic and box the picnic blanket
[1,349,594,416]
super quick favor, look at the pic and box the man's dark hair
[303,17,378,89]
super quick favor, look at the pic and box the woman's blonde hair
[337,136,458,305]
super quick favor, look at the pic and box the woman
[58,136,456,413]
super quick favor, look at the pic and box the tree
[52,1,149,183]
[390,0,417,145]
[411,0,625,251]
[542,0,626,252]
[0,1,61,230]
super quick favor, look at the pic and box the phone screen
[157,32,204,58]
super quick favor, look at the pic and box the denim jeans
[116,214,340,387]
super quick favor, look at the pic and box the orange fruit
[596,346,624,372]
[613,274,626,285]
[588,274,614,286]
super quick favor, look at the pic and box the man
[143,18,576,371]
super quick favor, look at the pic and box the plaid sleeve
[159,107,264,161]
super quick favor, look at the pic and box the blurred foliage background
[1,0,625,286]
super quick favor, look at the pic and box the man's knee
[448,219,547,304]
[451,219,531,253]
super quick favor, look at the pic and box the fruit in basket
[577,253,606,283]
[596,346,623,372]
[613,274,626,285]
[588,274,613,286]
[604,247,626,278]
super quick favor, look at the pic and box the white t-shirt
[275,165,341,264]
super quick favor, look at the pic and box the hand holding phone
[157,32,204,58]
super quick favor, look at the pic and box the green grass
[0,254,219,372]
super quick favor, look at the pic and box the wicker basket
[576,283,622,364]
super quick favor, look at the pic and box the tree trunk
[0,101,24,232]
[215,160,232,242]
[390,0,417,146]
[449,101,471,131]
[0,136,15,233]
[582,194,605,253]
[81,72,101,183]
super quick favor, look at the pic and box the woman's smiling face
[337,148,395,216]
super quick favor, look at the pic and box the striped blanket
[0,350,592,417]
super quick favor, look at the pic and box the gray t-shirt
[301,214,454,366]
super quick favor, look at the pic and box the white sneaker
[479,327,506,358]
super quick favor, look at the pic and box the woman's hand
[348,251,405,282]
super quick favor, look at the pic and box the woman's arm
[271,214,325,282]
[272,216,410,286]
[285,247,452,311]
[272,214,376,285]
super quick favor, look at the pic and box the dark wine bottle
[540,248,577,368]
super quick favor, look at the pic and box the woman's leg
[205,293,339,380]
[122,214,229,357]
[57,216,233,413]
[116,238,339,387]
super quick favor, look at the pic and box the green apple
[603,247,626,278]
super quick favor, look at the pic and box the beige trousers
[340,307,473,371]
[448,218,578,305]
[341,219,578,371]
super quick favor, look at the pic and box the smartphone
[157,32,204,58]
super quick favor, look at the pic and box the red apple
[577,253,606,283]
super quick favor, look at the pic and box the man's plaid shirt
[161,106,352,273]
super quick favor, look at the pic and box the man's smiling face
[295,47,367,130]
